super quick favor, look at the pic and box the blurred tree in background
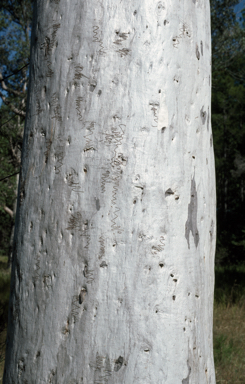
[0,0,32,259]
[211,0,245,264]
[0,0,245,266]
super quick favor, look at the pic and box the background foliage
[0,0,32,256]
[211,0,245,265]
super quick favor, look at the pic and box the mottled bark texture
[4,0,216,383]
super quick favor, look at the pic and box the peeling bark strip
[4,0,216,383]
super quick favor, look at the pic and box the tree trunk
[4,0,216,383]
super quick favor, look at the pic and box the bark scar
[182,361,191,383]
[185,177,199,248]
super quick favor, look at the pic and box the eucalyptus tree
[4,0,216,383]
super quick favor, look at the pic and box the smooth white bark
[4,0,216,383]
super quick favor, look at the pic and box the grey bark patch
[114,356,124,372]
[105,354,112,376]
[89,81,97,92]
[156,1,165,15]
[56,346,70,379]
[207,107,210,130]
[196,44,200,60]
[200,106,207,124]
[79,288,87,304]
[185,177,199,249]
[210,134,213,147]
[200,40,203,56]
[182,362,191,383]
[95,198,100,211]
[165,188,174,196]
[17,358,25,377]
[48,369,56,383]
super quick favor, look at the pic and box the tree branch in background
[9,136,22,167]
[1,63,29,82]
[0,73,23,97]
[0,116,16,129]
[0,171,20,183]
[3,206,13,218]
[0,91,26,117]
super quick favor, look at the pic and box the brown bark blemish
[79,288,87,304]
[114,356,124,372]
[165,188,174,196]
[196,44,200,60]
[100,261,107,268]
